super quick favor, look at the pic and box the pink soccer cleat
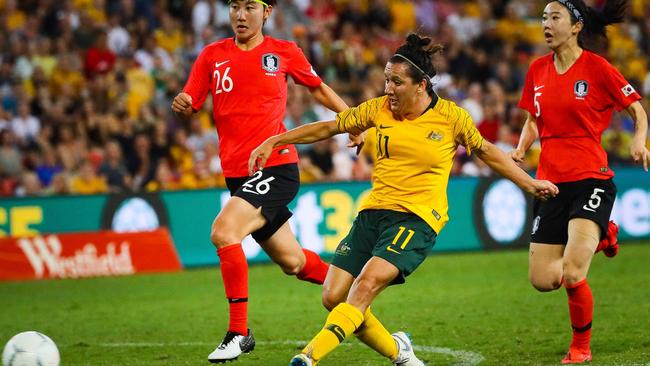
[561,349,592,364]
[595,221,619,258]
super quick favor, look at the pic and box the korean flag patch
[262,53,280,73]
[621,84,636,97]
[574,80,589,97]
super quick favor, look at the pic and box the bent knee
[529,275,562,292]
[321,290,345,311]
[210,220,241,248]
[279,257,303,276]
[562,263,588,286]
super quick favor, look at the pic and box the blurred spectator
[43,172,71,196]
[128,133,156,190]
[70,159,108,194]
[477,96,502,143]
[390,0,417,35]
[84,31,116,78]
[0,0,645,197]
[461,82,484,125]
[35,149,63,187]
[146,159,180,192]
[304,139,334,180]
[16,171,43,197]
[4,0,26,32]
[99,139,130,192]
[0,129,23,179]
[107,14,130,55]
[153,13,183,54]
[11,102,40,146]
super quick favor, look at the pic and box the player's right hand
[509,148,525,165]
[248,138,275,176]
[171,92,193,118]
[528,179,559,201]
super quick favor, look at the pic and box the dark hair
[389,34,443,97]
[226,0,276,6]
[559,0,629,52]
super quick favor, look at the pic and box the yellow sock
[302,303,364,362]
[354,307,399,360]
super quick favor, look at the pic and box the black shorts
[225,163,299,242]
[531,178,617,244]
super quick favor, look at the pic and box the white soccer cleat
[392,331,426,366]
[289,353,314,366]
[207,329,255,363]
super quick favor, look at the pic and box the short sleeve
[183,47,211,111]
[600,61,642,111]
[453,108,484,155]
[336,96,386,135]
[287,43,322,88]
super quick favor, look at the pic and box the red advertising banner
[0,228,181,281]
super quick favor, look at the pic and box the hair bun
[406,34,431,49]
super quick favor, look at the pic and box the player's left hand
[248,139,275,175]
[347,132,365,155]
[527,179,559,201]
[630,137,649,172]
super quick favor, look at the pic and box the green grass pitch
[2,243,649,366]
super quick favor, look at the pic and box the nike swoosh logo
[534,85,544,91]
[379,125,393,129]
[387,247,401,254]
[215,60,230,68]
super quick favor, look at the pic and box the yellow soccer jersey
[336,95,484,234]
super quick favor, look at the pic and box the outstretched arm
[248,120,339,175]
[625,101,649,171]
[475,140,558,200]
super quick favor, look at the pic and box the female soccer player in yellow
[249,34,559,366]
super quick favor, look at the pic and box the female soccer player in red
[512,0,649,363]
[171,0,357,363]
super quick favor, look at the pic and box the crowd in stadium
[0,0,648,196]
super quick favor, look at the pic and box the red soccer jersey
[519,51,641,183]
[183,36,322,177]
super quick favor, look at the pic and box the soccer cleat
[595,221,619,258]
[208,329,255,363]
[289,353,314,366]
[392,331,426,366]
[561,349,592,364]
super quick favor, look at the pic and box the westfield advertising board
[0,228,181,281]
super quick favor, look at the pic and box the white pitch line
[66,340,484,366]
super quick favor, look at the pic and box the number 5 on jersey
[213,66,233,94]
[583,188,605,212]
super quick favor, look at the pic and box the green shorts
[332,209,437,284]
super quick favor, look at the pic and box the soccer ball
[2,331,60,366]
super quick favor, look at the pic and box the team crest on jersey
[261,53,280,73]
[335,242,351,256]
[574,80,589,98]
[427,130,444,141]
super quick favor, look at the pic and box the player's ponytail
[558,0,629,52]
[389,34,443,97]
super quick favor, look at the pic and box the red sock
[296,249,329,285]
[565,279,593,351]
[217,244,248,335]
